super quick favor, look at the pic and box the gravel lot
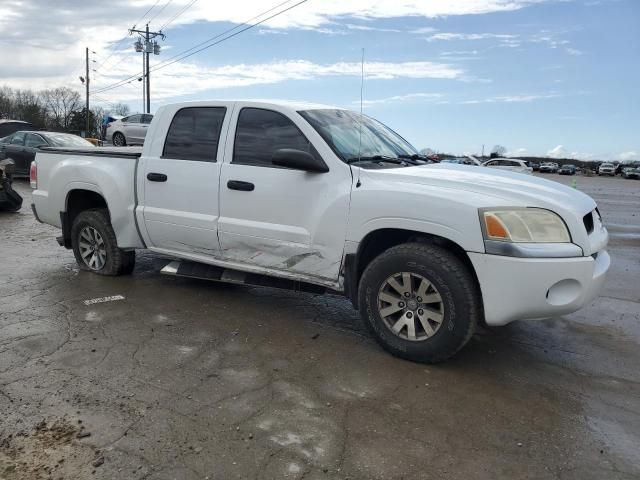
[1,174,639,480]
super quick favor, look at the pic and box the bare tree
[42,87,81,130]
[92,106,105,137]
[491,145,507,158]
[111,102,130,116]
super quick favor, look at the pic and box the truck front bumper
[468,250,610,326]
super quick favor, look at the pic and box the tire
[358,242,479,363]
[112,132,126,147]
[71,209,135,276]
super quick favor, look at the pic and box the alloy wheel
[78,226,107,271]
[377,272,444,341]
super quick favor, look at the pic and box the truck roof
[164,99,344,111]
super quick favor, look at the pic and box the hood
[365,163,596,217]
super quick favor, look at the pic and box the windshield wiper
[346,155,416,165]
[398,153,436,164]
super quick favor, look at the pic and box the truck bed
[40,146,143,158]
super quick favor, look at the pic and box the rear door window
[162,107,227,162]
[25,133,46,147]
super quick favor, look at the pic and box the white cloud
[547,145,567,158]
[87,59,464,103]
[0,0,550,96]
[461,92,561,104]
[409,27,437,34]
[506,147,527,156]
[344,23,402,33]
[357,93,444,106]
[180,1,552,30]
[617,151,638,162]
[426,33,519,42]
[565,47,584,55]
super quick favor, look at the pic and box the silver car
[108,114,153,146]
[482,158,533,175]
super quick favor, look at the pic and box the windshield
[298,109,418,163]
[45,134,94,148]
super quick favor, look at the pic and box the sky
[0,0,638,160]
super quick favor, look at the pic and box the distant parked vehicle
[482,158,533,175]
[598,163,615,176]
[559,164,577,175]
[441,156,481,166]
[0,119,36,138]
[622,167,640,179]
[0,131,94,177]
[108,114,153,146]
[530,162,540,171]
[101,115,123,141]
[539,162,559,173]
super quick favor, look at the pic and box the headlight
[481,208,571,243]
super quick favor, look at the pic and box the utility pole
[481,144,485,159]
[145,24,151,114]
[131,24,164,114]
[142,52,146,113]
[85,47,90,136]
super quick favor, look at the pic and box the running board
[160,260,327,294]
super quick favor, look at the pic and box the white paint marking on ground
[83,295,125,306]
[85,311,103,322]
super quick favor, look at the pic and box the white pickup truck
[30,100,610,363]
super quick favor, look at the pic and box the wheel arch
[60,188,109,248]
[344,228,483,317]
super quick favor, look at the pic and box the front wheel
[358,243,480,363]
[112,132,126,147]
[71,209,135,276]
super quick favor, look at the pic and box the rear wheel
[358,243,479,363]
[112,132,126,147]
[71,209,135,276]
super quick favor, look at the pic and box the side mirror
[272,148,329,173]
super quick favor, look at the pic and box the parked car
[101,114,123,141]
[559,164,577,175]
[530,162,540,171]
[598,162,615,176]
[30,100,610,363]
[0,119,36,138]
[0,131,95,177]
[622,167,640,179]
[539,162,559,173]
[108,114,153,146]
[441,157,480,166]
[482,158,533,175]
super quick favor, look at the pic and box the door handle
[227,180,254,192]
[147,172,167,182]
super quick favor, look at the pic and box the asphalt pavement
[0,174,638,480]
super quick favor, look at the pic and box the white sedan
[482,158,533,175]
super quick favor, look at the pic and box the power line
[93,0,162,75]
[91,0,305,95]
[147,0,174,24]
[134,0,162,28]
[154,0,308,73]
[159,0,199,31]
